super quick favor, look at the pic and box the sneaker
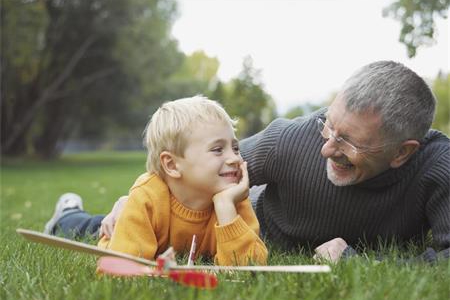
[44,193,84,234]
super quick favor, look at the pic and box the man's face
[320,96,397,186]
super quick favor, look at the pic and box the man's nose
[321,137,343,158]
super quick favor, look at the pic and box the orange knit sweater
[98,173,267,266]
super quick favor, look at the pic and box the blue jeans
[55,210,104,239]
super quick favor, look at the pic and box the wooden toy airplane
[16,228,331,289]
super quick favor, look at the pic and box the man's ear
[390,140,420,168]
[160,151,181,178]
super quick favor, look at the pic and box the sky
[172,0,449,114]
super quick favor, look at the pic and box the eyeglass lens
[317,117,357,157]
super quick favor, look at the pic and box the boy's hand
[213,161,249,205]
[99,195,128,238]
[212,161,249,226]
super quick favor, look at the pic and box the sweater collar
[170,195,213,221]
[354,156,417,189]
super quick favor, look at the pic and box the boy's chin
[221,175,240,184]
[215,182,238,193]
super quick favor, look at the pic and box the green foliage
[0,0,48,84]
[283,103,325,119]
[172,50,220,83]
[114,0,182,105]
[1,0,182,158]
[431,72,450,135]
[1,152,449,300]
[383,0,450,57]
[284,106,306,119]
[209,56,277,138]
[161,50,220,100]
[159,52,278,140]
[158,53,279,138]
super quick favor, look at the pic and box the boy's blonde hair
[144,96,237,176]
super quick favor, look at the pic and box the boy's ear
[390,140,420,169]
[160,151,181,178]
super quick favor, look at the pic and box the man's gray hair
[340,61,436,142]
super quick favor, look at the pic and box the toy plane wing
[16,228,330,273]
[16,228,156,266]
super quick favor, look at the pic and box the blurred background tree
[1,0,182,158]
[1,1,277,158]
[283,103,326,120]
[208,56,277,139]
[161,50,219,101]
[383,0,450,57]
[2,0,448,159]
[431,72,450,135]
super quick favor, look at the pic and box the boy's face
[175,121,242,199]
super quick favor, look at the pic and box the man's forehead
[327,97,384,142]
[329,96,380,121]
[327,97,349,121]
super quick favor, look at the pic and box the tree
[283,103,324,119]
[1,0,181,158]
[211,56,277,138]
[383,0,450,57]
[160,50,220,101]
[431,72,450,135]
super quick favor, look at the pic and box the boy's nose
[226,151,242,165]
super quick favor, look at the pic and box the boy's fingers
[240,161,249,185]
[104,224,112,238]
[99,224,107,238]
[99,225,105,238]
[100,215,115,238]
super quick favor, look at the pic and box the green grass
[1,152,449,300]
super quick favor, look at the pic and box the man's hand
[99,195,128,238]
[313,237,348,263]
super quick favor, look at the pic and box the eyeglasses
[316,116,391,158]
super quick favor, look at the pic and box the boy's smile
[219,170,239,181]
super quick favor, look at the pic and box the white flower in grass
[5,187,15,196]
[91,181,100,188]
[11,213,22,220]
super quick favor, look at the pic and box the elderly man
[240,60,449,262]
[45,61,449,262]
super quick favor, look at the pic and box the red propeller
[97,256,218,289]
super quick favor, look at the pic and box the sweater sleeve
[239,118,287,186]
[422,146,450,263]
[213,198,268,266]
[423,152,450,250]
[98,187,158,260]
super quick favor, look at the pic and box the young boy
[44,96,267,266]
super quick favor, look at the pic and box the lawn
[1,152,449,300]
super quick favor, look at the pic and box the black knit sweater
[240,109,450,262]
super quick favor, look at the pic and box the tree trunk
[32,96,80,159]
[1,81,41,156]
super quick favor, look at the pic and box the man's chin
[326,160,357,186]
